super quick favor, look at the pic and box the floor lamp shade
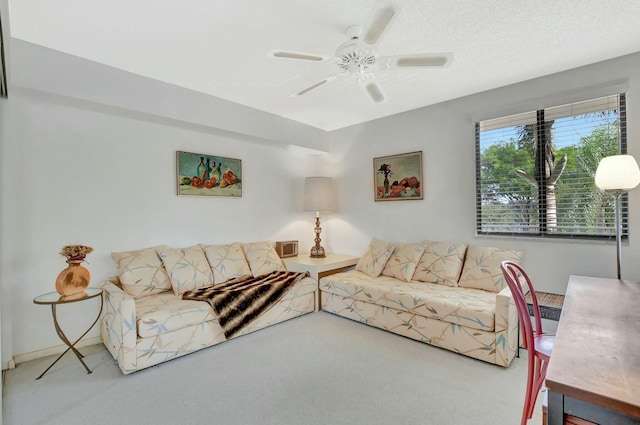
[594,154,640,279]
[303,177,336,258]
[595,155,640,192]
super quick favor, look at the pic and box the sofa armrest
[494,285,519,367]
[100,278,137,373]
[495,286,515,330]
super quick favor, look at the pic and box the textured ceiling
[8,0,640,131]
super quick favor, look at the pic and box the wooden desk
[546,275,640,424]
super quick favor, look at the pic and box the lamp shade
[595,155,640,192]
[303,177,337,212]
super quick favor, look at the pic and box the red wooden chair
[501,261,555,425]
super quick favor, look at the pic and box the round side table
[33,287,103,380]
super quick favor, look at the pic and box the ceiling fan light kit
[272,2,453,104]
[336,48,376,79]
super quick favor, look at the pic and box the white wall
[2,43,640,368]
[1,2,10,421]
[0,88,331,366]
[328,52,640,295]
[10,39,329,152]
[0,85,6,425]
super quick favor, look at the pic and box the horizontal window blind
[475,94,627,239]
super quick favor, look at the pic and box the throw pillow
[242,241,285,276]
[412,241,468,287]
[356,238,395,278]
[381,242,426,282]
[111,245,171,298]
[203,242,252,284]
[157,245,214,295]
[457,246,524,293]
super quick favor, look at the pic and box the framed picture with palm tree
[374,151,423,201]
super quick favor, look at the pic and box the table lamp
[595,154,640,279]
[303,177,337,258]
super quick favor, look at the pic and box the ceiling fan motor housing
[337,49,377,78]
[271,5,451,104]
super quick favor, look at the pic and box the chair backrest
[501,261,544,351]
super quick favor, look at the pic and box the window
[475,94,627,239]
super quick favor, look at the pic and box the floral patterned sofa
[320,239,523,367]
[100,241,316,374]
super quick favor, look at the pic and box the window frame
[474,93,628,241]
[0,12,6,97]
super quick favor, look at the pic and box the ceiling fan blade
[378,53,453,70]
[292,75,338,97]
[361,4,396,45]
[269,50,327,62]
[361,78,386,103]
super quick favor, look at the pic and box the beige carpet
[2,312,542,425]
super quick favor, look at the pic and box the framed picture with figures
[374,151,423,201]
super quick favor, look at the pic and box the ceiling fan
[270,3,452,104]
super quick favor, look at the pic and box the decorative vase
[384,176,390,195]
[55,259,90,296]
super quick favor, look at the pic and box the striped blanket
[182,270,310,339]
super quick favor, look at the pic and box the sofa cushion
[135,273,318,338]
[111,246,172,298]
[381,242,426,282]
[242,241,285,276]
[457,246,524,293]
[203,242,252,284]
[356,238,395,278]
[158,245,214,295]
[320,270,496,331]
[136,291,217,338]
[412,241,468,287]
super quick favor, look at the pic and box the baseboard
[10,336,102,367]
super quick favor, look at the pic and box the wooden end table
[33,287,103,379]
[282,253,359,311]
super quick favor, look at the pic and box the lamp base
[310,215,326,258]
[310,246,326,258]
